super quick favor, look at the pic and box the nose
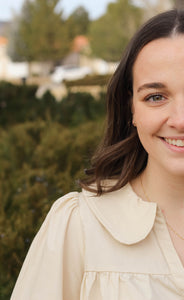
[167,98,184,131]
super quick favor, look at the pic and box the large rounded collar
[82,183,157,245]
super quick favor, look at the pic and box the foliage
[7,0,34,62]
[89,0,143,62]
[0,119,103,299]
[8,0,70,62]
[65,6,90,40]
[8,0,145,64]
[0,81,105,127]
[0,81,56,125]
[59,92,105,126]
[65,74,112,87]
[0,82,106,298]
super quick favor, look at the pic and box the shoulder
[33,192,84,249]
[11,191,85,299]
[49,191,80,215]
[44,191,81,226]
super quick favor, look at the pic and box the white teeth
[164,138,184,147]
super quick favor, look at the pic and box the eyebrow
[137,82,167,93]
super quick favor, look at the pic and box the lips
[164,138,184,147]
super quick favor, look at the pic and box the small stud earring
[132,120,136,127]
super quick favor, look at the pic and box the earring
[132,120,136,127]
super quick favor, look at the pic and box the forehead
[133,35,184,85]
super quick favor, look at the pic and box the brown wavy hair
[80,9,184,195]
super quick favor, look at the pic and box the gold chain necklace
[140,175,184,241]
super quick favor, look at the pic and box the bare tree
[174,0,184,9]
[139,0,173,20]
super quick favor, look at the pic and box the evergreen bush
[0,82,105,299]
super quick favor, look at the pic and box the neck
[142,161,184,211]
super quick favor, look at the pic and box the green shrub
[0,82,106,298]
[65,74,112,87]
[0,82,106,127]
[58,92,105,126]
[0,119,104,299]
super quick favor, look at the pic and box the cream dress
[11,183,184,299]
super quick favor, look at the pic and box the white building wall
[0,43,29,80]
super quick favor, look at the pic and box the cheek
[133,105,162,133]
[135,114,161,155]
[137,117,152,130]
[136,123,153,155]
[133,106,150,129]
[134,110,156,143]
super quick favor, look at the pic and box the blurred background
[0,0,181,298]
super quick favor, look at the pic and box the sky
[0,0,117,21]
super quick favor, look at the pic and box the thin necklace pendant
[140,175,184,241]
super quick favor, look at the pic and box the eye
[145,94,165,102]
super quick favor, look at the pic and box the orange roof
[0,36,7,46]
[72,35,89,52]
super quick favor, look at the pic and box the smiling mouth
[164,138,184,147]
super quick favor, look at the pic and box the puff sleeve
[11,192,84,300]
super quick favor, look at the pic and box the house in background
[0,35,29,81]
[58,35,117,76]
[0,36,9,79]
[61,35,90,67]
[0,21,29,82]
[0,26,117,100]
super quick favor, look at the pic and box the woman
[11,9,184,300]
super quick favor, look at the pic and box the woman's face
[132,35,184,177]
